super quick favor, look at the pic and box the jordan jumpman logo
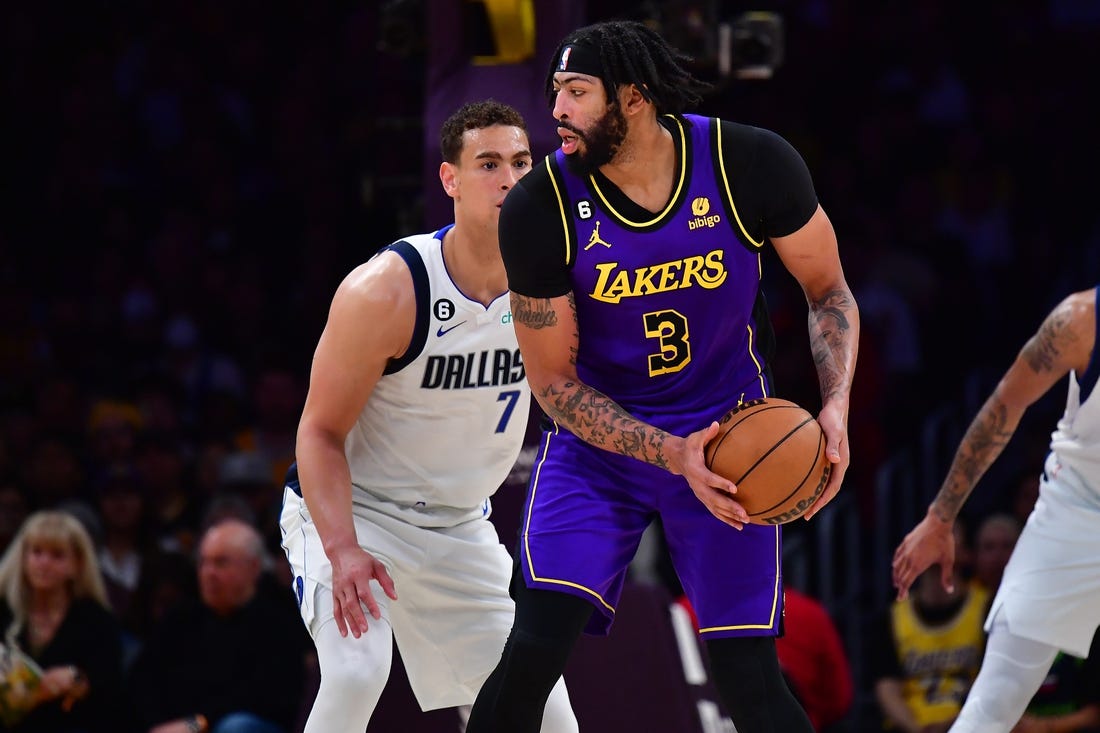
[585,220,612,250]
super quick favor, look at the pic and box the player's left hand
[802,401,849,521]
[892,509,956,600]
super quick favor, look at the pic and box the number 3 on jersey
[644,309,691,376]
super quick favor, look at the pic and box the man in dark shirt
[128,518,311,733]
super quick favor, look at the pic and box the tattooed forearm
[807,288,859,403]
[931,397,1016,521]
[512,294,559,330]
[539,382,672,469]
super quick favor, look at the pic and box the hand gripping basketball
[704,398,831,525]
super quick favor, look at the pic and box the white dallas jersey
[985,284,1100,656]
[345,226,530,527]
[1048,286,1100,495]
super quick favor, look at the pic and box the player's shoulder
[336,232,441,311]
[1055,286,1098,356]
[502,156,560,226]
[1050,286,1097,335]
[1063,285,1098,312]
[717,118,799,157]
[511,154,558,200]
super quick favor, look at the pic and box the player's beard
[562,102,628,176]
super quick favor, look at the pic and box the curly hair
[544,20,712,115]
[439,99,528,164]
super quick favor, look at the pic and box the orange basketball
[703,397,831,525]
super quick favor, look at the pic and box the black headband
[555,42,604,79]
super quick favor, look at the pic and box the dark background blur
[2,0,1100,730]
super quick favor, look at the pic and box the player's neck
[599,120,675,213]
[442,223,508,306]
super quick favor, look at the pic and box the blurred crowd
[2,2,1100,731]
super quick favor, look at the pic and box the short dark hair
[545,20,711,115]
[439,100,527,164]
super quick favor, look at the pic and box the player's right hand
[328,545,398,638]
[891,509,955,601]
[672,421,751,530]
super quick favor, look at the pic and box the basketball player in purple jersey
[466,20,860,733]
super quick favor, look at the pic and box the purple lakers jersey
[551,114,770,434]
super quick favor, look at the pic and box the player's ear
[622,83,651,115]
[440,161,459,199]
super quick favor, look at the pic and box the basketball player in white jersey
[892,285,1100,732]
[280,100,577,732]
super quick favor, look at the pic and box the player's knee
[326,651,390,696]
[315,625,392,696]
[956,618,1060,729]
[506,629,573,686]
[706,635,811,732]
[958,668,1036,728]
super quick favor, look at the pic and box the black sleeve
[498,160,573,298]
[717,120,818,239]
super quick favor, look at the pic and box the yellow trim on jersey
[715,120,765,249]
[746,320,768,397]
[523,424,617,614]
[588,115,688,228]
[545,155,576,266]
[698,523,781,633]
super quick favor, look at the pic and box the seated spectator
[120,549,197,653]
[0,510,126,732]
[215,450,282,557]
[135,431,202,556]
[971,512,1021,595]
[128,518,310,733]
[231,365,302,488]
[1008,468,1042,529]
[872,564,988,732]
[93,463,152,618]
[23,432,87,511]
[776,586,855,732]
[86,399,143,467]
[1013,628,1100,733]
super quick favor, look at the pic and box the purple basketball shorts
[518,425,784,639]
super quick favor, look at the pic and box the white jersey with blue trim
[344,226,530,528]
[1048,366,1100,500]
[985,286,1100,657]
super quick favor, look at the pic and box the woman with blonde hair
[0,510,125,732]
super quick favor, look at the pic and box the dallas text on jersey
[420,348,525,390]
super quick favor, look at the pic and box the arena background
[3,1,1099,731]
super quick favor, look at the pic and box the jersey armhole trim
[546,155,577,267]
[382,240,430,375]
[1077,283,1100,398]
[714,119,765,250]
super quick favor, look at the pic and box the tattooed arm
[891,289,1096,599]
[509,290,750,528]
[772,205,861,520]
